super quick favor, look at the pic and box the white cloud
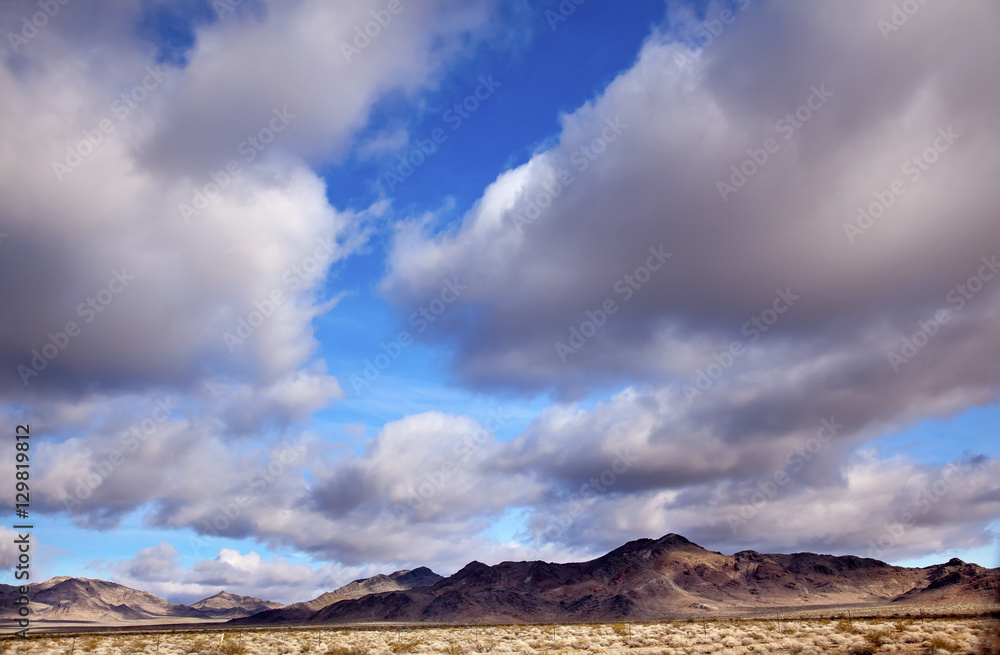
[106,542,346,605]
[2,0,997,585]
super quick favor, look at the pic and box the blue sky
[1,0,998,605]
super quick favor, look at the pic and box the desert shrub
[186,636,212,653]
[856,628,892,653]
[847,645,879,655]
[389,638,425,653]
[118,638,148,654]
[79,634,101,652]
[926,635,962,652]
[325,646,367,655]
[836,618,856,633]
[219,640,248,655]
[719,635,741,648]
[973,627,1000,655]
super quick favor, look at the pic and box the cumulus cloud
[2,0,997,591]
[103,542,352,605]
[14,405,550,574]
[0,0,499,400]
[369,0,1000,564]
[381,0,1000,399]
[0,0,528,582]
[502,388,1000,562]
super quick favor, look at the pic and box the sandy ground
[1,617,998,654]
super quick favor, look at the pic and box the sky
[1,0,998,606]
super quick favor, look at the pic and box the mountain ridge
[301,533,999,624]
[1,534,996,626]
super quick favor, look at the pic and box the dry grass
[324,646,369,655]
[0,617,996,654]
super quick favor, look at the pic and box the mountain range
[2,534,996,626]
[292,534,999,624]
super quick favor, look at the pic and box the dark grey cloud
[381,0,1000,402]
[0,0,496,399]
[365,0,1000,571]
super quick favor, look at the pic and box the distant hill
[190,590,284,619]
[231,567,443,625]
[0,577,207,623]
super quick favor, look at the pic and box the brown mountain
[891,558,1000,605]
[0,577,208,624]
[231,567,443,625]
[302,534,999,624]
[2,536,995,627]
[190,590,284,619]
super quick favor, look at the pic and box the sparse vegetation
[0,617,995,654]
[324,646,368,655]
[387,637,425,653]
[836,617,856,633]
[217,639,249,655]
[926,634,962,652]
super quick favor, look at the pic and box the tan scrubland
[2,616,998,655]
